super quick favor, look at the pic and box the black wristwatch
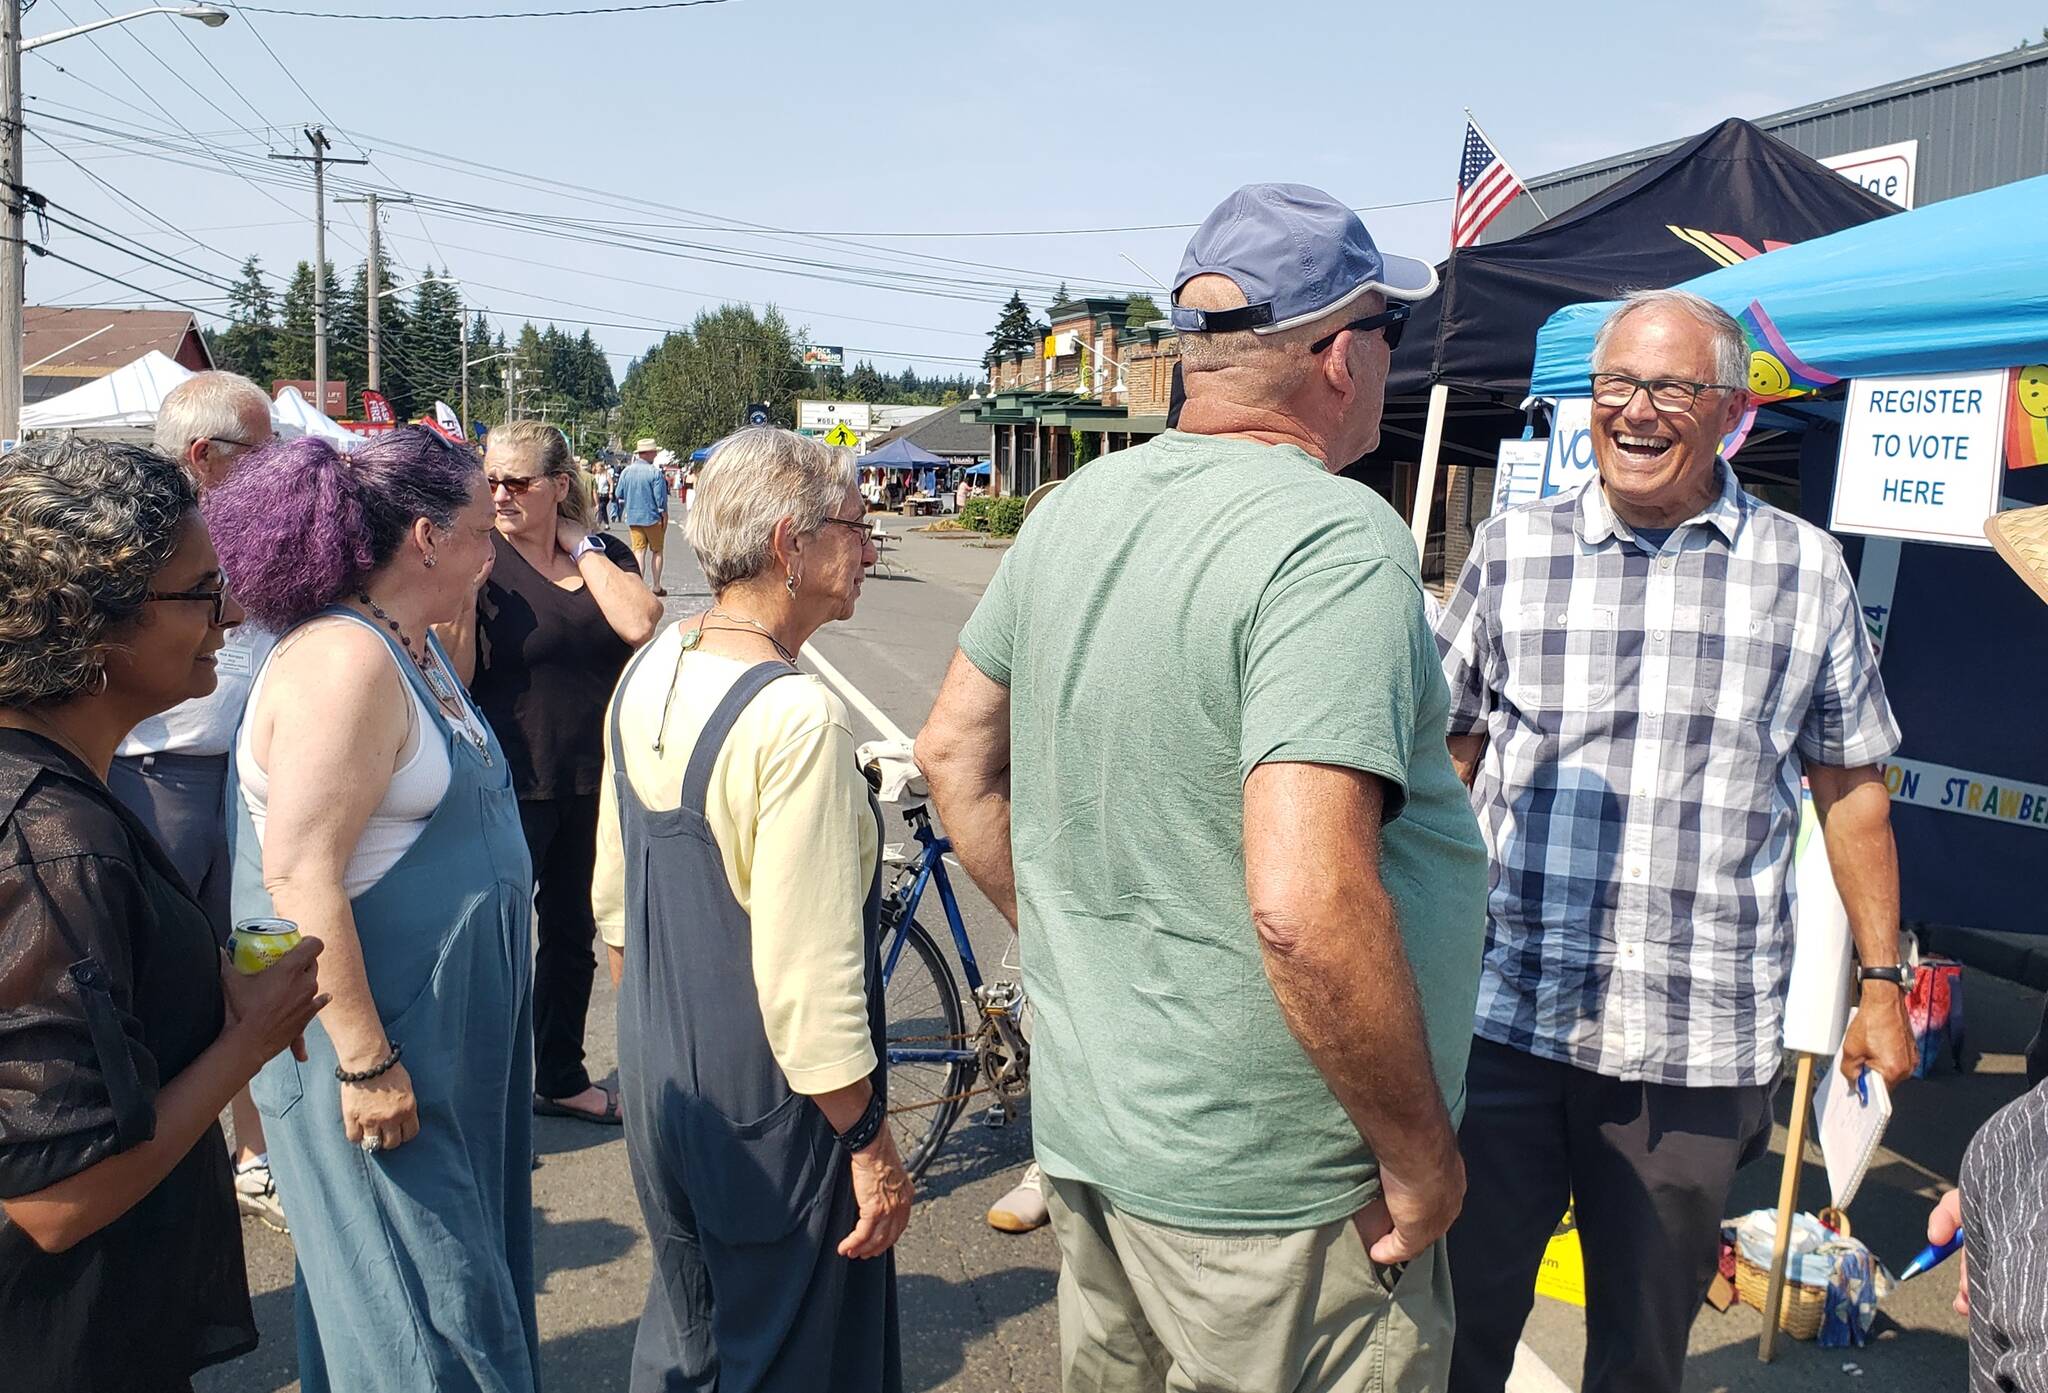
[1856,963,1916,991]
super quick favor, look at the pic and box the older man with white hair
[919,184,1488,1392]
[1436,288,1918,1393]
[106,369,285,1230]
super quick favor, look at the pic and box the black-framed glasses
[819,516,876,543]
[1590,372,1740,413]
[146,582,234,627]
[203,433,275,454]
[1310,303,1410,355]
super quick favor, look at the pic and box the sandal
[533,1085,623,1126]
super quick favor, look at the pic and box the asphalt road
[200,514,2033,1393]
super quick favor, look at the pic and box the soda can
[228,917,303,975]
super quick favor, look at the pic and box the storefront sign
[1495,438,1548,511]
[1540,397,1596,497]
[1820,140,1919,210]
[1830,370,2007,549]
[1880,756,2048,832]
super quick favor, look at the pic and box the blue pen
[1900,1227,1966,1280]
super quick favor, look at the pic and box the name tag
[215,640,254,677]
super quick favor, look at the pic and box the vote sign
[1831,369,2007,549]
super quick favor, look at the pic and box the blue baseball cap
[1170,183,1438,335]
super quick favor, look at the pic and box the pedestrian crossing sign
[825,422,858,448]
[1535,1202,1586,1306]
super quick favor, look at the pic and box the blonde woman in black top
[0,437,324,1393]
[442,420,661,1124]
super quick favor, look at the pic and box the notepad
[1811,1026,1893,1210]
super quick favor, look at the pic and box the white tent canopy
[20,350,194,434]
[272,385,359,447]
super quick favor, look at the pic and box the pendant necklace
[653,611,797,755]
[356,593,492,766]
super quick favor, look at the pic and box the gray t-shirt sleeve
[1239,552,1423,821]
[957,546,1019,688]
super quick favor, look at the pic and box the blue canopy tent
[1528,174,2048,936]
[688,447,712,463]
[964,461,991,477]
[859,437,948,469]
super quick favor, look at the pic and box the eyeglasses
[485,473,547,494]
[146,582,234,627]
[203,433,275,454]
[1310,303,1410,356]
[1590,372,1741,413]
[819,516,875,543]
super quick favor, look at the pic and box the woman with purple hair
[205,426,540,1393]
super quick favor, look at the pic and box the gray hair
[0,437,195,706]
[155,370,273,460]
[687,427,856,591]
[1592,289,1748,388]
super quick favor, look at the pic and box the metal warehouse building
[1487,44,2048,238]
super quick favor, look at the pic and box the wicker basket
[1734,1207,1849,1341]
[1987,504,2048,607]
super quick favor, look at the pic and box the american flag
[1452,117,1526,248]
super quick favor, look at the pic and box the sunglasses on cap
[1310,303,1409,356]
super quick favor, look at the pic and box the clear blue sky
[18,0,2036,384]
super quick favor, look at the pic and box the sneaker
[986,1162,1049,1233]
[233,1158,289,1235]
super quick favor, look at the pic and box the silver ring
[361,1135,383,1155]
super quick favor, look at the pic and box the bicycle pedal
[977,1103,1014,1129]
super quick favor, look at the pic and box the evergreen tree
[269,260,325,383]
[212,257,276,379]
[984,291,1045,370]
[845,360,887,402]
[1123,292,1162,327]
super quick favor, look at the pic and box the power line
[229,0,744,18]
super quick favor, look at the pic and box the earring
[785,569,800,598]
[423,553,438,569]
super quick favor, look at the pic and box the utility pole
[270,127,365,415]
[458,311,468,432]
[1,0,23,445]
[335,190,411,395]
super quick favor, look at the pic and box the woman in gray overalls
[594,428,910,1392]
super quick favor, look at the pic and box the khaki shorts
[628,522,666,555]
[1046,1175,1453,1393]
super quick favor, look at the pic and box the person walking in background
[596,427,907,1392]
[1435,288,1918,1393]
[439,420,659,1128]
[593,458,615,525]
[618,438,670,597]
[0,438,326,1393]
[206,427,541,1393]
[104,370,292,1233]
[918,183,1486,1392]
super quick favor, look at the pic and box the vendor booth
[272,385,358,447]
[1528,172,2048,937]
[19,350,195,438]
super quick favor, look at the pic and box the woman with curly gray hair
[0,437,326,1393]
[596,427,906,1392]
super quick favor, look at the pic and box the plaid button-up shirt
[1437,465,1901,1087]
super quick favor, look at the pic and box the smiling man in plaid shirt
[1436,289,1919,1393]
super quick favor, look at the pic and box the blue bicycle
[876,796,1030,1179]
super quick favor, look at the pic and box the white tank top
[238,618,454,898]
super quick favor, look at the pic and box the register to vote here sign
[1830,368,2007,550]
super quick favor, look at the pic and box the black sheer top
[0,729,255,1391]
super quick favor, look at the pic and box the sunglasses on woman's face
[486,473,547,495]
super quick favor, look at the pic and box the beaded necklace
[355,593,492,766]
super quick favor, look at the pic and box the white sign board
[1540,397,1596,497]
[1830,371,2007,549]
[797,400,874,435]
[1820,140,1918,210]
[1495,439,1549,511]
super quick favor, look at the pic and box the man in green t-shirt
[918,183,1488,1392]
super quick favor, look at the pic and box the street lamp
[2,3,233,442]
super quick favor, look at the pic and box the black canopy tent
[1345,118,1900,560]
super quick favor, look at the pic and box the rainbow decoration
[2006,365,2048,470]
[1736,300,1840,403]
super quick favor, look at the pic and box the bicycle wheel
[884,917,973,1179]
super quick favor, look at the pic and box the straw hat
[635,437,659,454]
[1986,504,2048,606]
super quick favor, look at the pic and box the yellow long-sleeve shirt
[594,631,879,1095]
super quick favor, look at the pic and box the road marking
[802,641,913,745]
[1509,1341,1572,1393]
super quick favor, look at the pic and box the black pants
[1447,1036,1775,1393]
[521,794,603,1100]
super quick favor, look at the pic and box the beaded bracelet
[833,1089,886,1154]
[335,1041,403,1085]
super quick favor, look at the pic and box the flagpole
[1464,107,1546,220]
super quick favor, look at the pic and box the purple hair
[204,425,481,630]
